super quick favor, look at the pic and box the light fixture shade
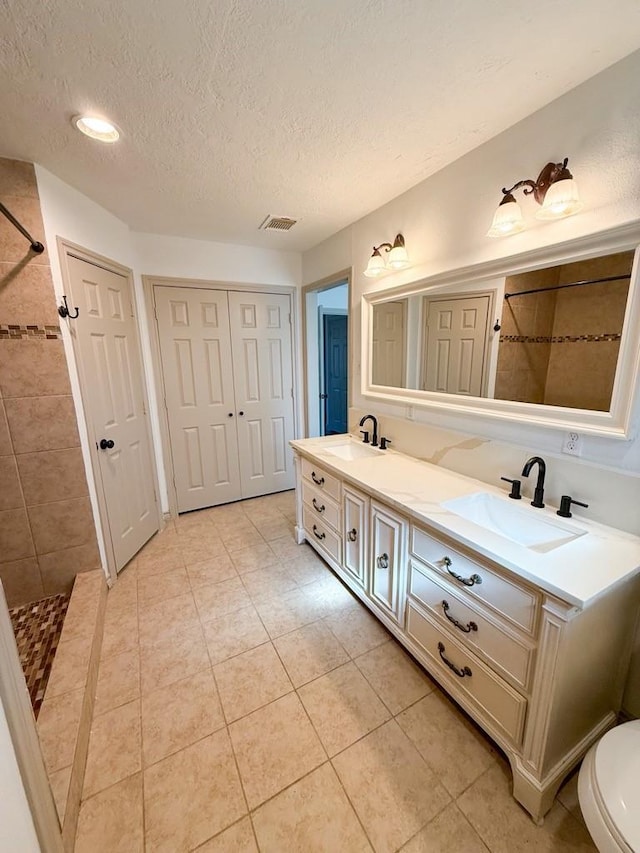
[73,115,120,142]
[487,197,525,237]
[387,243,410,270]
[536,178,582,220]
[364,250,387,277]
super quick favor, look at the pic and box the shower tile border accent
[499,332,622,344]
[0,323,62,340]
[9,591,71,718]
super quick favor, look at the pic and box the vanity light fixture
[73,115,120,143]
[487,157,582,238]
[364,233,410,277]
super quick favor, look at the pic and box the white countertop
[291,434,640,609]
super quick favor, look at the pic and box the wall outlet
[406,405,415,420]
[562,431,583,456]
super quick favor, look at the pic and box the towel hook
[58,295,79,319]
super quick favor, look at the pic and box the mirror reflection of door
[422,294,491,395]
[321,312,348,434]
[372,301,406,387]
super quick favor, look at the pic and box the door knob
[238,411,244,416]
[99,438,115,450]
[228,412,234,417]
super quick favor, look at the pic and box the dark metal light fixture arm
[502,179,537,198]
[373,234,406,254]
[502,158,571,206]
[0,201,45,253]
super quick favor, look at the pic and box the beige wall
[0,158,99,607]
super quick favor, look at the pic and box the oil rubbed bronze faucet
[359,414,379,447]
[521,456,546,508]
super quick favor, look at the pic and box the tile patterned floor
[75,491,596,852]
[10,591,70,718]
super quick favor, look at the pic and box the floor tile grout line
[215,662,295,725]
[243,759,375,851]
[134,570,149,850]
[323,756,378,852]
[447,801,493,853]
[397,796,462,852]
[350,641,435,720]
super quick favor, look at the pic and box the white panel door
[372,301,406,387]
[67,256,158,570]
[228,292,295,498]
[423,295,490,396]
[155,286,242,512]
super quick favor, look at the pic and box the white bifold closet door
[155,286,295,513]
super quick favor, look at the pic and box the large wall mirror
[363,224,640,437]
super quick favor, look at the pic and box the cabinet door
[343,486,368,587]
[370,501,407,624]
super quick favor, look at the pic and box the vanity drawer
[301,458,341,503]
[303,507,341,563]
[409,561,535,692]
[406,603,527,745]
[302,482,340,532]
[411,525,539,635]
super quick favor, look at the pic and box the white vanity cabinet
[299,458,342,564]
[369,501,408,625]
[342,486,368,587]
[292,441,640,824]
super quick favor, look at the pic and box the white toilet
[578,720,640,852]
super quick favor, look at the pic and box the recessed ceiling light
[73,115,120,143]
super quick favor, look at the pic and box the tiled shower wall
[0,158,100,607]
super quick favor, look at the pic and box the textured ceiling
[1,0,640,251]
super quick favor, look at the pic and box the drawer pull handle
[347,528,357,542]
[438,642,472,678]
[443,556,482,587]
[311,471,325,486]
[312,524,325,541]
[377,552,389,569]
[312,498,325,513]
[442,600,478,634]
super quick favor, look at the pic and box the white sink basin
[442,492,587,553]
[324,440,383,461]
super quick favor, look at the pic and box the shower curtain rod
[0,200,45,253]
[504,273,630,300]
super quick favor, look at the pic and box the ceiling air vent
[259,215,298,232]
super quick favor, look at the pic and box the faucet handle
[360,430,370,444]
[379,437,391,450]
[557,495,589,518]
[500,477,522,500]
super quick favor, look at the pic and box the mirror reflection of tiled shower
[495,251,634,410]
